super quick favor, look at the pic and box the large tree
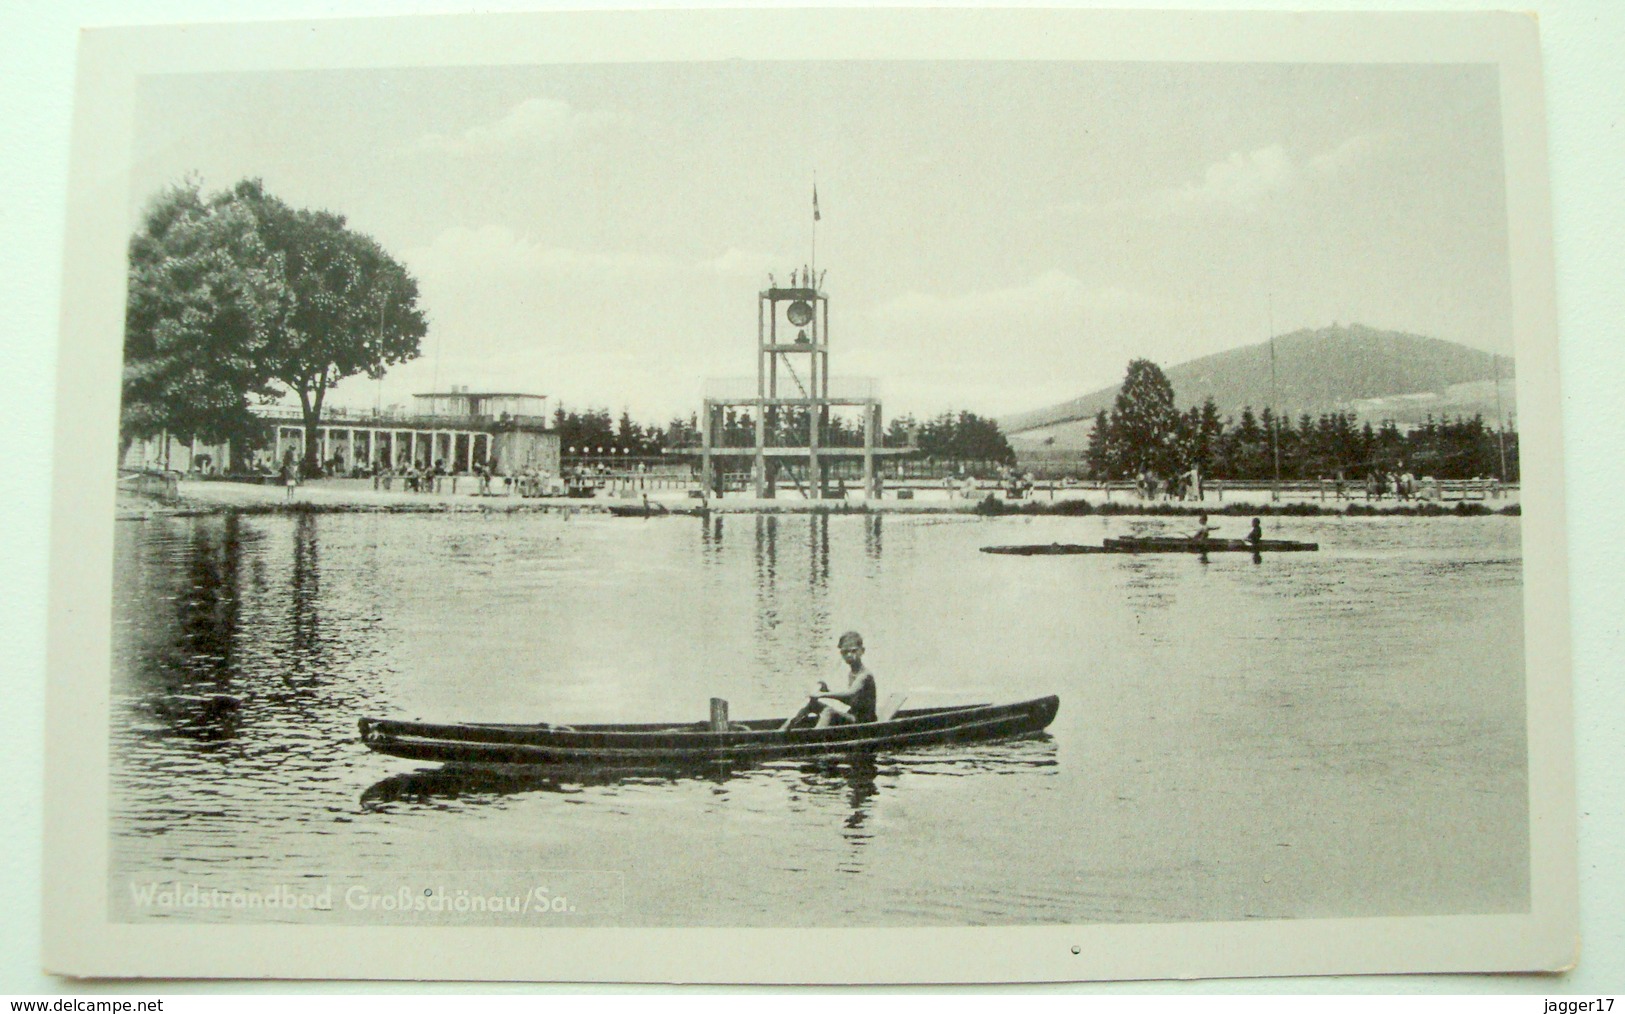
[123,178,428,475]
[1101,358,1180,477]
[233,180,427,475]
[121,181,286,463]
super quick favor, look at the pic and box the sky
[128,60,1513,424]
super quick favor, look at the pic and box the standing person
[281,454,298,500]
[1246,517,1264,546]
[780,631,879,731]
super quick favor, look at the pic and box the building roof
[413,392,547,399]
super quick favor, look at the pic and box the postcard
[43,8,1576,982]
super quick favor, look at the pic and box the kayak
[982,537,1318,554]
[981,544,1118,555]
[606,503,702,517]
[1103,536,1318,553]
[358,696,1059,767]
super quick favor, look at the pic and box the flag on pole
[813,184,821,221]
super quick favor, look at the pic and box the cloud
[1071,132,1385,219]
[404,225,771,285]
[1307,131,1383,175]
[1169,144,1298,212]
[412,97,615,157]
[869,269,1140,329]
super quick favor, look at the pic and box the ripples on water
[110,511,1527,926]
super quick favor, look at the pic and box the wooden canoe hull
[605,504,701,517]
[358,697,1059,766]
[1103,536,1318,553]
[982,544,1117,555]
[983,538,1317,554]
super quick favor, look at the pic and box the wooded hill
[1002,324,1515,451]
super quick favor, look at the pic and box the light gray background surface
[2,0,1619,995]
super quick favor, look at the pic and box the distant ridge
[1001,324,1515,450]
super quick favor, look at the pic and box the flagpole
[810,175,819,288]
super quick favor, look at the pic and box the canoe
[606,503,701,518]
[358,696,1059,767]
[1102,536,1318,553]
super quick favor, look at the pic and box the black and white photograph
[37,8,1577,983]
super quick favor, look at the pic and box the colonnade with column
[271,424,493,473]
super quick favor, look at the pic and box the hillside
[1001,324,1516,451]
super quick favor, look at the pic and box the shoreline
[117,485,1522,520]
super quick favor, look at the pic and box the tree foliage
[914,411,1015,464]
[121,178,427,474]
[1091,359,1181,478]
[230,181,427,474]
[121,181,285,457]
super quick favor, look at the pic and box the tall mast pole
[1492,349,1509,481]
[1269,294,1280,501]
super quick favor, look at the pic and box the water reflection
[747,514,848,677]
[113,514,395,857]
[289,512,321,673]
[702,513,725,557]
[810,511,830,588]
[753,515,778,589]
[358,736,1058,815]
[358,762,737,810]
[125,515,250,742]
[789,754,880,872]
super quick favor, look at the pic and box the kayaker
[781,630,878,730]
[1189,513,1220,541]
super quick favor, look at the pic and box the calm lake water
[109,509,1527,926]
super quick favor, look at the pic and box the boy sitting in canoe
[781,631,879,730]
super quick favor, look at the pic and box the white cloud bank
[413,97,615,157]
[1072,131,1386,219]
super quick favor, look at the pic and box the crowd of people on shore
[253,450,1506,506]
[262,449,660,500]
[1124,464,1506,502]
